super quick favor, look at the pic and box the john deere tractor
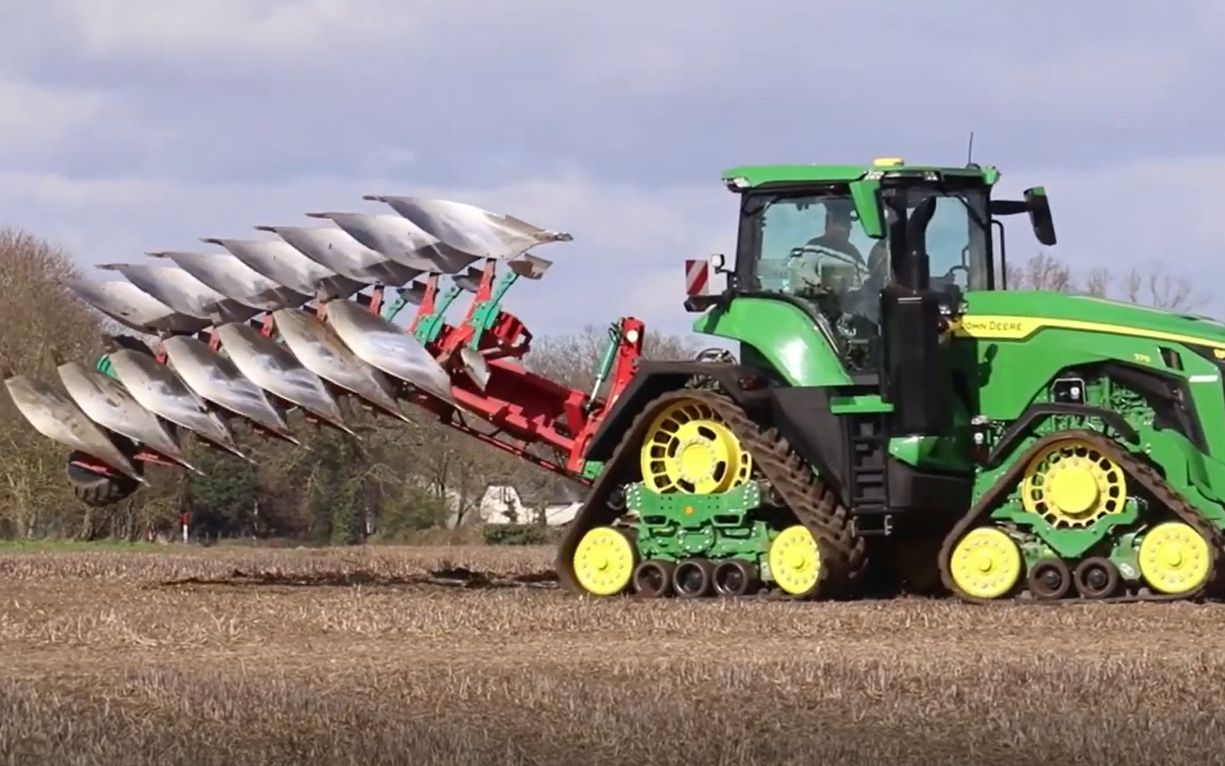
[556,157,1225,603]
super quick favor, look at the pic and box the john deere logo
[963,318,1024,333]
[955,316,1038,339]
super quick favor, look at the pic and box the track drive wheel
[948,527,1023,600]
[1138,521,1212,596]
[573,526,638,596]
[768,524,823,597]
[639,399,751,495]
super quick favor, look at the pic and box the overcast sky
[2,1,1222,339]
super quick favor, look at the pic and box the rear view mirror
[1024,186,1056,246]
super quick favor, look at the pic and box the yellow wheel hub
[949,527,1022,599]
[1021,439,1127,528]
[768,524,821,596]
[573,526,636,596]
[1138,521,1211,595]
[640,399,752,494]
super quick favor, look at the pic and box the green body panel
[954,288,1225,494]
[966,337,1225,568]
[692,297,852,387]
[628,481,776,568]
[830,394,892,415]
[888,435,967,473]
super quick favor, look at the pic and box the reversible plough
[6,196,644,506]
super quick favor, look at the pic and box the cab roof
[719,158,1001,190]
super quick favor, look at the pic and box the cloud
[0,172,179,209]
[50,0,416,59]
[0,77,106,154]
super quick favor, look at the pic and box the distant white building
[447,481,586,528]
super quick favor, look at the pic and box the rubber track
[555,388,867,598]
[937,429,1225,604]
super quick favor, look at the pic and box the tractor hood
[957,289,1225,352]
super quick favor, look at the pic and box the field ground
[3,544,1225,765]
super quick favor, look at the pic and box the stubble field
[2,543,1225,766]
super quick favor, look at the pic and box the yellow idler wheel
[573,526,637,596]
[639,399,752,495]
[1021,438,1127,529]
[768,524,822,596]
[1138,521,1212,595]
[949,527,1023,599]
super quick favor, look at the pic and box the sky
[1,0,1223,342]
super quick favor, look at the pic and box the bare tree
[0,228,105,536]
[1006,252,1201,312]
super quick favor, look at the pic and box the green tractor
[556,157,1225,603]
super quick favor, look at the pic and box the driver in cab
[787,199,867,297]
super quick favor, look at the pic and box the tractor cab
[706,158,1055,376]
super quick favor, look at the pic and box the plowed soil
[2,544,1225,765]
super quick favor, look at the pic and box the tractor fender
[584,360,771,462]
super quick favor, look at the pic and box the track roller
[672,559,714,598]
[712,559,758,597]
[632,560,675,598]
[1073,556,1120,599]
[1027,557,1072,600]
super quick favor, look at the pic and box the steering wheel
[933,263,969,291]
[786,245,869,293]
[788,245,869,277]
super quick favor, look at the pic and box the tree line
[0,227,1202,542]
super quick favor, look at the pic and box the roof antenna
[966,131,976,166]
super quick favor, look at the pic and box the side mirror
[1024,186,1056,246]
